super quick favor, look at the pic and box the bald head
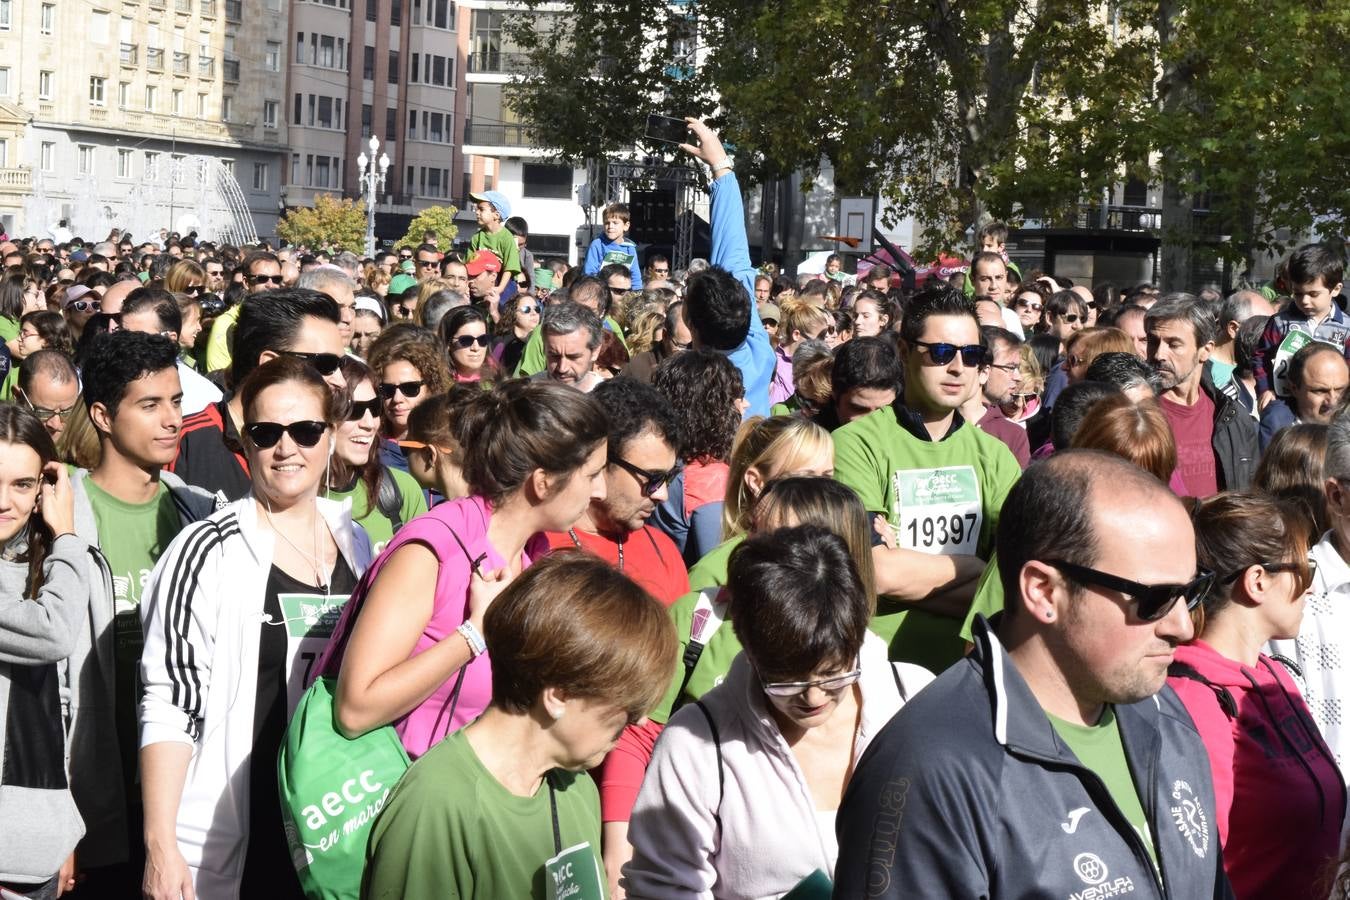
[100,279,140,315]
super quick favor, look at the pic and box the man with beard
[1147,296,1257,495]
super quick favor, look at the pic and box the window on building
[385,106,396,141]
[0,68,9,98]
[145,151,160,179]
[171,89,182,115]
[315,156,330,187]
[89,76,106,106]
[406,165,414,190]
[363,45,374,80]
[317,95,333,128]
[263,100,278,127]
[265,41,281,71]
[145,85,157,111]
[407,108,417,140]
[320,35,335,68]
[307,94,315,126]
[222,95,233,121]
[428,112,443,143]
[40,3,54,35]
[294,93,302,125]
[522,163,572,199]
[253,162,269,191]
[40,142,55,173]
[0,0,11,31]
[117,148,132,178]
[90,9,109,41]
[361,103,372,138]
[431,0,451,29]
[409,52,419,83]
[198,93,208,117]
[119,82,130,108]
[37,70,53,100]
[389,0,400,25]
[77,145,94,176]
[433,55,447,86]
[366,0,376,21]
[388,50,399,83]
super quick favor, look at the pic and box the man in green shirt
[72,330,216,893]
[833,284,1021,672]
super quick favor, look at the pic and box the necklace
[567,527,624,571]
[262,499,331,597]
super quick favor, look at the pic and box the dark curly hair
[590,376,682,459]
[652,348,743,463]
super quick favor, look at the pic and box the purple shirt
[770,345,794,405]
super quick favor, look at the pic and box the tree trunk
[1159,175,1193,292]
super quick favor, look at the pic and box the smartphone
[645,114,691,146]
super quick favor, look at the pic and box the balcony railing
[146,47,165,70]
[200,0,216,14]
[223,58,240,81]
[198,56,215,78]
[0,168,32,192]
[462,121,534,147]
[224,0,241,20]
[173,51,191,74]
[466,51,531,74]
[120,42,138,66]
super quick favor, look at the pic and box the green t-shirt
[0,365,18,402]
[0,315,18,343]
[832,406,1021,672]
[364,729,605,900]
[326,468,427,556]
[688,534,742,592]
[1208,359,1237,390]
[469,227,522,276]
[1048,707,1158,868]
[960,553,1005,643]
[83,477,185,791]
[515,316,628,377]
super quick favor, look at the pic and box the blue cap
[469,190,512,221]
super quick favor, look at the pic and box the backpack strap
[672,589,727,715]
[693,699,724,841]
[376,468,406,533]
[1168,661,1237,719]
[891,662,908,702]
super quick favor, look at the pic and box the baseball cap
[70,250,89,263]
[469,190,512,221]
[534,268,555,291]
[757,302,781,324]
[388,273,418,296]
[465,250,503,277]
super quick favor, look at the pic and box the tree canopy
[276,194,367,254]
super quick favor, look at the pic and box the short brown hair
[602,202,630,225]
[485,552,677,721]
[1068,327,1135,372]
[239,355,338,424]
[1070,395,1176,483]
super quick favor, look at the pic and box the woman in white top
[623,524,932,899]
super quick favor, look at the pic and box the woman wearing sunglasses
[624,525,932,899]
[439,305,500,384]
[492,292,543,375]
[139,357,373,900]
[325,357,428,554]
[368,329,451,472]
[163,258,208,298]
[1167,491,1342,900]
[1012,285,1048,332]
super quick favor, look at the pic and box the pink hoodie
[1168,640,1345,899]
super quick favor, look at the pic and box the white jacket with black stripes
[138,495,371,899]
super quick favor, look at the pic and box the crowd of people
[0,116,1348,900]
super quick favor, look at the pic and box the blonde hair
[780,297,831,345]
[723,416,833,540]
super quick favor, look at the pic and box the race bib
[1272,329,1314,398]
[546,842,605,900]
[278,592,353,712]
[891,466,982,556]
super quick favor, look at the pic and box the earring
[1044,610,1055,621]
[550,707,564,721]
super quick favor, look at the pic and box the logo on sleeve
[1073,853,1108,885]
[1168,779,1210,857]
[1069,853,1136,899]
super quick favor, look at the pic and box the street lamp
[357,135,391,257]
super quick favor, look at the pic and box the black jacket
[1200,369,1258,490]
[834,616,1234,900]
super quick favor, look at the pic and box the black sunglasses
[811,325,838,340]
[609,455,681,498]
[379,380,424,399]
[183,284,204,296]
[243,420,329,449]
[453,334,491,349]
[1220,559,1317,586]
[912,340,987,366]
[1045,559,1216,621]
[346,397,382,421]
[281,350,343,376]
[249,273,285,285]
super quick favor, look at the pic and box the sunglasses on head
[66,299,101,313]
[379,380,424,400]
[453,334,491,349]
[280,350,343,376]
[243,420,328,449]
[346,397,382,421]
[912,340,987,366]
[1045,559,1216,621]
[249,273,285,285]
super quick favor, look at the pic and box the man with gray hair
[1146,295,1257,494]
[296,265,357,347]
[1270,407,1350,768]
[418,289,468,331]
[1084,351,1160,401]
[1209,289,1276,395]
[534,302,604,392]
[332,250,362,281]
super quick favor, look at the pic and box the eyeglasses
[517,305,539,315]
[761,666,863,698]
[608,454,681,498]
[1045,559,1216,622]
[22,394,78,421]
[912,340,987,366]
[1220,559,1317,587]
[249,273,285,286]
[346,397,382,421]
[453,334,491,349]
[19,330,41,342]
[243,420,329,449]
[652,268,670,276]
[66,299,101,313]
[280,350,343,376]
[811,325,838,340]
[379,380,424,400]
[987,362,1022,373]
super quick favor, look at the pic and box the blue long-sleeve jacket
[584,235,643,289]
[708,172,773,417]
